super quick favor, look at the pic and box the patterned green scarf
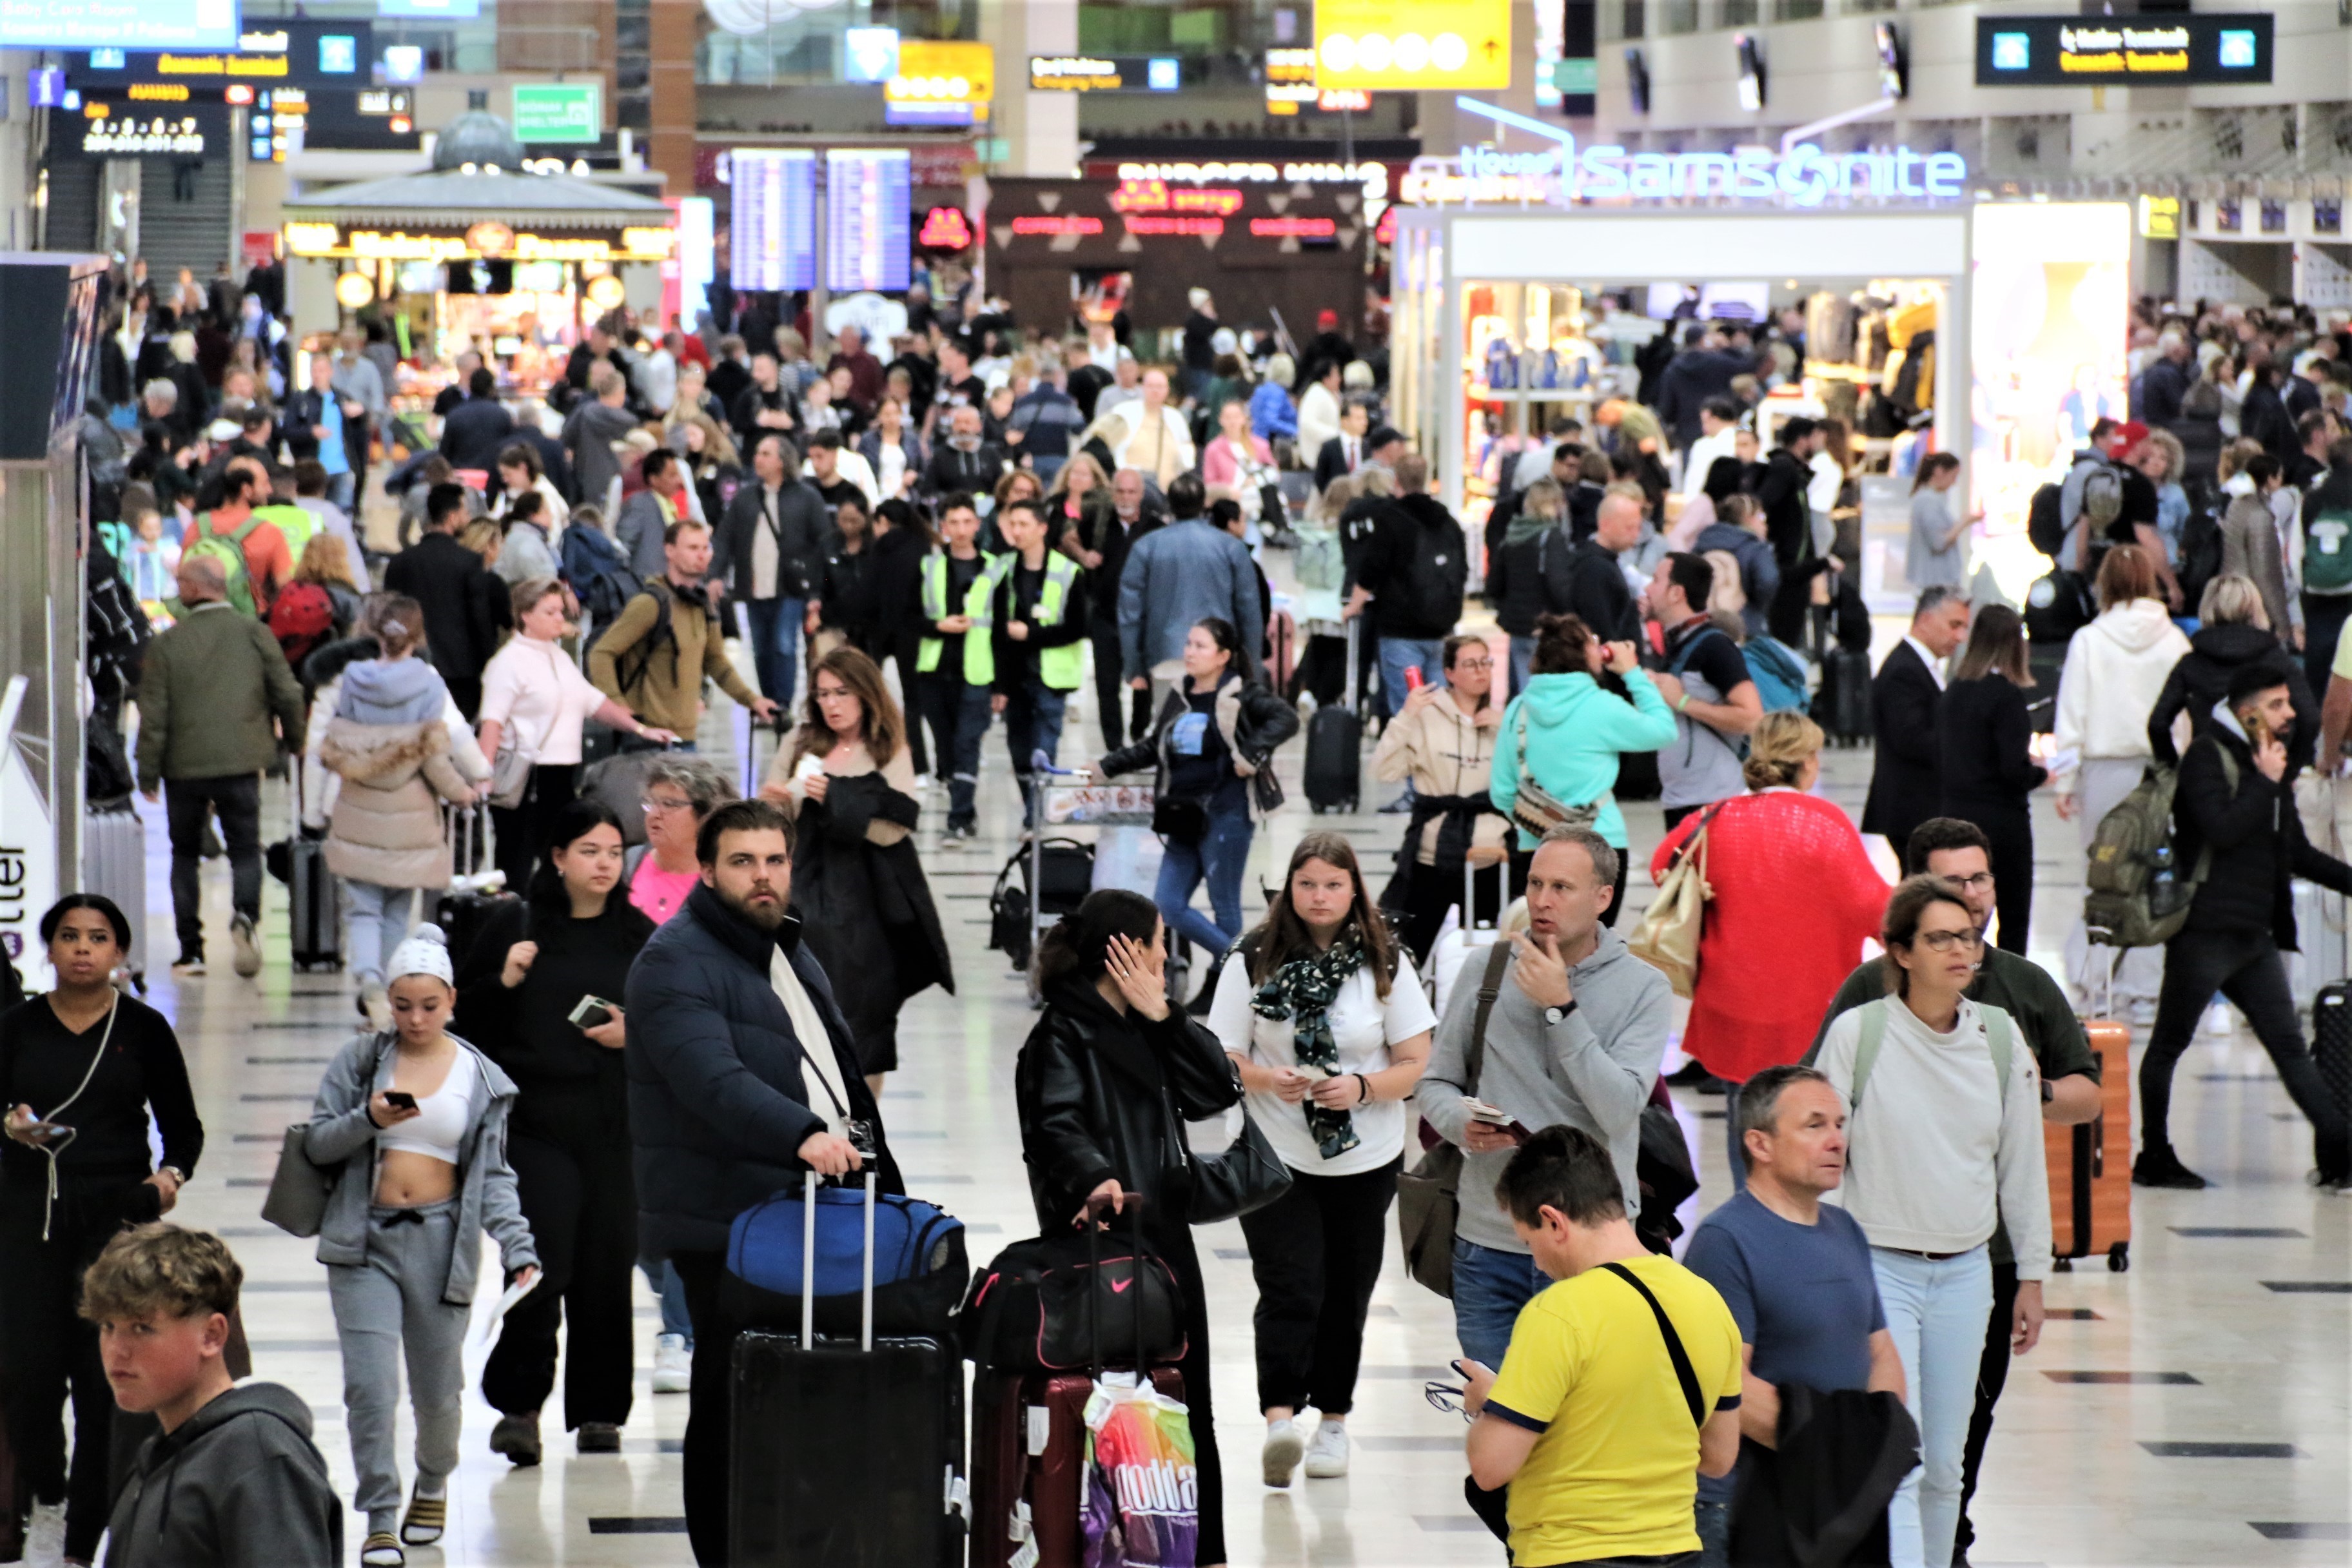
[1250,929,1365,1161]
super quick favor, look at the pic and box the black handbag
[1152,795,1207,845]
[957,1206,1187,1373]
[1186,1107,1293,1224]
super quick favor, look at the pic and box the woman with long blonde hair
[759,647,950,1092]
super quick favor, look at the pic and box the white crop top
[375,1048,478,1163]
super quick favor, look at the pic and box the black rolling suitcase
[1305,618,1362,812]
[285,770,341,972]
[730,1171,967,1568]
[2317,985,2352,1142]
[1814,646,1874,746]
[434,804,518,970]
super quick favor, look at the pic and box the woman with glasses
[477,578,676,895]
[1370,633,1511,963]
[1812,875,2051,1568]
[1651,710,1888,1187]
[1937,605,2046,954]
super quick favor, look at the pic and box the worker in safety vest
[915,491,999,842]
[968,497,1087,810]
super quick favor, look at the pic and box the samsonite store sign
[1975,14,2272,86]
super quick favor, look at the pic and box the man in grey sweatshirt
[1415,827,1672,1367]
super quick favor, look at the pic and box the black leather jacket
[1099,674,1301,814]
[1013,977,1241,1240]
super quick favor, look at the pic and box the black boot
[2132,1146,2208,1190]
[1186,952,1229,1017]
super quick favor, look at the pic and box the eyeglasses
[1424,1380,1472,1424]
[1453,659,1494,672]
[1908,929,1984,953]
[1946,872,1995,893]
[642,796,693,816]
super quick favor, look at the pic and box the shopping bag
[1081,1376,1197,1568]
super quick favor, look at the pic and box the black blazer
[1313,434,1364,493]
[1861,640,1945,845]
[1937,674,2047,816]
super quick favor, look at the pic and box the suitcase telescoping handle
[799,1166,881,1353]
[1083,1192,1150,1384]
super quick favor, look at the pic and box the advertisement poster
[1968,202,2131,604]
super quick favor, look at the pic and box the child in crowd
[124,505,180,623]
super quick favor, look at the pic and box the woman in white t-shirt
[1207,831,1433,1491]
[476,577,675,893]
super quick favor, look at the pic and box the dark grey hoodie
[102,1381,340,1568]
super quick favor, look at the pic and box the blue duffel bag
[718,1179,969,1340]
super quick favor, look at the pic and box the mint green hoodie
[1490,669,1680,848]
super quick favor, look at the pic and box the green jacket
[135,601,307,790]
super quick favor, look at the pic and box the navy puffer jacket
[625,881,902,1257]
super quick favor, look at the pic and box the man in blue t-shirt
[1683,1064,1906,1566]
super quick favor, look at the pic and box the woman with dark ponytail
[453,798,656,1467]
[1014,890,1246,1568]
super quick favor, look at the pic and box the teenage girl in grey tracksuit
[306,925,537,1567]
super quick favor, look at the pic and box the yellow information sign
[888,40,994,106]
[1313,0,1511,91]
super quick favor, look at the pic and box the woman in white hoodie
[2052,545,2191,1015]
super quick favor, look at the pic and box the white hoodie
[2053,596,2192,789]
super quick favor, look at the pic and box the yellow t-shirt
[2333,612,2352,683]
[1483,1255,1744,1566]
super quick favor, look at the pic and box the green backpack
[2304,504,2352,593]
[2081,745,2237,948]
[179,513,263,617]
[1851,997,2014,1115]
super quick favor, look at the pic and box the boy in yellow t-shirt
[1461,1125,1743,1566]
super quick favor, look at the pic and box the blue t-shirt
[1684,1189,1886,1502]
[317,407,349,476]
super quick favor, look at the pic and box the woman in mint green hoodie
[1489,612,1678,923]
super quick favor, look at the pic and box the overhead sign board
[826,148,912,293]
[60,100,228,157]
[1315,0,1510,91]
[0,0,240,50]
[1975,14,2271,86]
[843,26,899,84]
[513,82,601,143]
[282,220,674,264]
[888,40,992,127]
[1028,55,1183,93]
[72,19,370,88]
[2139,194,2180,241]
[730,148,818,291]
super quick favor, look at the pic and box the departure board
[825,148,911,293]
[730,148,816,291]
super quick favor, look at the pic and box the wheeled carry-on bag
[82,804,150,988]
[1304,617,1363,812]
[729,1171,968,1567]
[968,1201,1187,1568]
[2050,970,2135,1273]
[286,769,341,972]
[2313,985,2352,1167]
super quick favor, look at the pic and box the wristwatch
[1542,1002,1576,1026]
[2040,1079,2055,1104]
[159,1166,186,1186]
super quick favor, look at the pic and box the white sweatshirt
[2052,598,2192,785]
[1815,995,2052,1282]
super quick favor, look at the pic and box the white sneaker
[1261,1417,1306,1488]
[2128,998,2157,1028]
[653,1333,692,1393]
[230,914,263,978]
[1303,1420,1349,1478]
[26,1498,66,1563]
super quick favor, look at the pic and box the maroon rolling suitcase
[967,1206,1186,1568]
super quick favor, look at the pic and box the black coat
[790,772,954,1076]
[1861,640,1944,844]
[923,441,1008,498]
[710,478,834,603]
[2146,622,2317,770]
[1756,447,1813,566]
[1654,348,1749,449]
[866,524,928,658]
[1564,538,1642,643]
[625,883,900,1257]
[1937,674,2046,816]
[2177,725,2352,947]
[1484,523,1574,638]
[1101,674,1300,815]
[1313,434,1368,493]
[1727,1387,1919,1568]
[438,395,516,473]
[1012,976,1241,1240]
[1068,499,1162,626]
[382,531,504,683]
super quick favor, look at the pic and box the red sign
[1249,217,1337,239]
[1110,180,1244,217]
[918,205,974,250]
[241,230,277,268]
[1124,215,1223,237]
[1010,214,1104,237]
[1374,206,1398,246]
[1317,90,1373,112]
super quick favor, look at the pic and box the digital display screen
[825,149,911,293]
[1975,14,2271,86]
[70,17,373,88]
[729,149,817,292]
[0,0,240,51]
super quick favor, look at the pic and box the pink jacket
[1202,434,1274,493]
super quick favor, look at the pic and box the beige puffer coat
[320,717,474,888]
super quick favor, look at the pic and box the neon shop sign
[1409,96,1968,210]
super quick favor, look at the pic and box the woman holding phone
[455,799,654,1468]
[1,894,202,1566]
[308,925,537,1568]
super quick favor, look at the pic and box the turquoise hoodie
[1491,669,1679,849]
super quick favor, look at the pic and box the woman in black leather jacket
[1013,889,1244,1568]
[1090,616,1301,1007]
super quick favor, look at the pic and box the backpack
[2174,502,2225,611]
[1851,998,2014,1115]
[559,520,645,642]
[268,580,336,671]
[2081,747,2238,948]
[1741,635,1809,713]
[2025,482,2067,558]
[610,584,678,700]
[1395,505,1469,631]
[182,512,261,616]
[2078,459,2124,534]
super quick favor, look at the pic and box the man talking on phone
[1414,825,1673,1367]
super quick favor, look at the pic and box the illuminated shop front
[1393,99,2130,612]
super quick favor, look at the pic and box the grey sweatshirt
[1415,927,1672,1253]
[1814,995,2052,1282]
[102,1381,341,1568]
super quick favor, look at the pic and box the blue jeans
[1450,1237,1548,1369]
[1378,636,1447,717]
[1508,634,1535,698]
[1153,802,1251,959]
[921,673,992,830]
[741,596,807,709]
[1872,1244,1992,1568]
[340,879,416,986]
[327,469,356,513]
[1005,678,1069,808]
[639,1257,692,1342]
[1695,1497,1731,1568]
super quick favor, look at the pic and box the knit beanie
[386,924,454,987]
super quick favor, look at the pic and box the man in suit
[1312,394,1377,495]
[1860,585,1971,854]
[438,365,516,472]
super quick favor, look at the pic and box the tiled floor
[101,646,2351,1567]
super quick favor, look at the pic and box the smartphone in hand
[382,1091,418,1113]
[567,995,617,1032]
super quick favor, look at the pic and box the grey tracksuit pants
[328,1202,469,1533]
